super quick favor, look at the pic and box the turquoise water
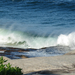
[0,0,75,49]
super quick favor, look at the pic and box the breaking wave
[0,28,75,49]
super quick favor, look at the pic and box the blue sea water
[0,0,75,57]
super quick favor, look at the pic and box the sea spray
[0,28,57,49]
[0,28,75,49]
[57,32,75,49]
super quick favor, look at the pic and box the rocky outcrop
[0,56,11,60]
[1,48,75,75]
[0,46,71,59]
[15,55,28,58]
[4,54,75,75]
[0,47,36,59]
[65,50,75,55]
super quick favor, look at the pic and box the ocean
[0,0,75,57]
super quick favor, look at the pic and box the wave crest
[57,32,75,49]
[0,28,75,49]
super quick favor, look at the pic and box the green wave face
[0,28,58,49]
[0,28,75,49]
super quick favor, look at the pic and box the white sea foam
[57,32,75,49]
[0,28,75,49]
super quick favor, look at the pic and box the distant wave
[0,28,75,49]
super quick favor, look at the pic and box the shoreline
[0,46,71,59]
[0,46,75,75]
[4,51,75,75]
[0,47,37,59]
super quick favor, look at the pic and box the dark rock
[0,47,37,59]
[15,55,28,58]
[18,50,28,52]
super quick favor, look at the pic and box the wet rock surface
[0,47,37,59]
[0,46,71,59]
[1,47,75,75]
